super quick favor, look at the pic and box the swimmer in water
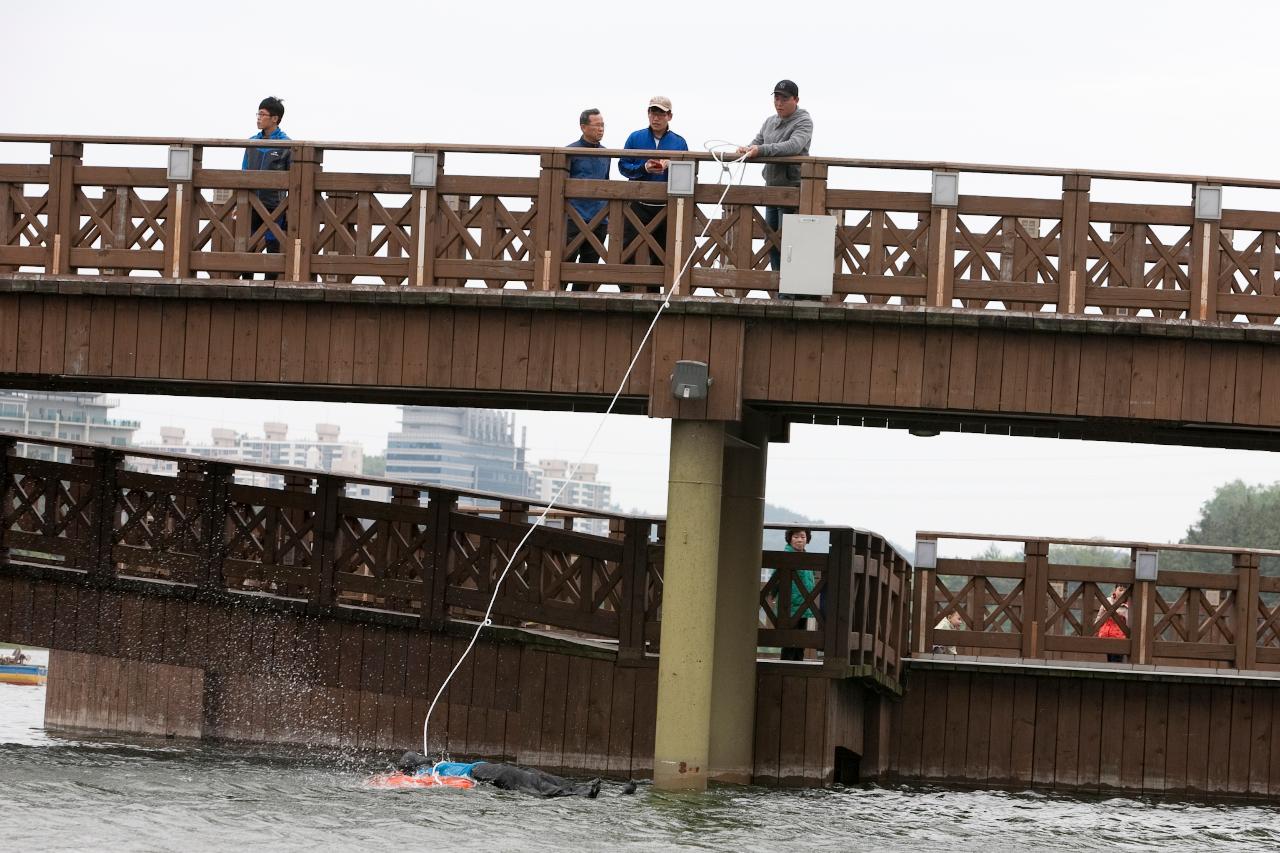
[394,752,638,798]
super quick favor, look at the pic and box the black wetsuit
[395,752,633,798]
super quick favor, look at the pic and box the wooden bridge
[0,434,907,786]
[3,135,1280,450]
[2,435,1280,797]
[5,134,1280,795]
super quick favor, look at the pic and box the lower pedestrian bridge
[2,434,1278,799]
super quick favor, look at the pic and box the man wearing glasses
[241,96,291,280]
[618,96,688,286]
[738,80,813,280]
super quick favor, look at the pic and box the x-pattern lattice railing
[8,134,1280,322]
[916,531,1280,671]
[0,433,910,684]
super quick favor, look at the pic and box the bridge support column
[708,423,768,784]
[653,419,725,792]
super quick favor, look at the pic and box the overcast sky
[8,0,1280,554]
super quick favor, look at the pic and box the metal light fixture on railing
[409,152,438,188]
[915,539,938,569]
[931,170,958,208]
[1194,184,1222,221]
[1134,550,1159,581]
[166,146,194,182]
[666,160,696,197]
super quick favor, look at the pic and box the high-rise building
[0,391,139,460]
[385,407,533,497]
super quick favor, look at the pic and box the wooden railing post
[46,140,84,276]
[87,447,123,582]
[384,483,422,611]
[0,436,15,568]
[925,183,956,308]
[1234,551,1260,671]
[617,517,650,663]
[164,145,202,280]
[668,189,697,296]
[311,474,341,612]
[533,151,567,291]
[912,534,935,655]
[1021,539,1048,658]
[893,551,911,679]
[283,144,322,283]
[421,487,457,628]
[1132,548,1155,665]
[1058,175,1090,314]
[823,528,853,675]
[410,150,443,287]
[1189,190,1222,322]
[199,461,232,593]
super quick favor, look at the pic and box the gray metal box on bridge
[779,214,836,297]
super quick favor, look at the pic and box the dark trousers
[765,205,791,272]
[780,614,807,661]
[241,209,284,281]
[564,218,607,291]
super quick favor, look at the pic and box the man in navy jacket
[240,96,291,280]
[564,108,609,290]
[618,96,688,285]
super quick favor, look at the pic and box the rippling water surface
[2,650,1278,852]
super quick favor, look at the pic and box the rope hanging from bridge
[420,142,752,758]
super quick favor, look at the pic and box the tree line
[970,479,1280,575]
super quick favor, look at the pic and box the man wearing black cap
[738,80,813,280]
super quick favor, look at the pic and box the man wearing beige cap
[618,96,689,283]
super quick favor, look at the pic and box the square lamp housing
[915,539,938,570]
[410,152,438,188]
[1195,184,1222,221]
[167,147,194,182]
[932,171,959,208]
[667,160,696,197]
[1134,550,1159,581]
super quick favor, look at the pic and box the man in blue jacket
[564,108,609,290]
[240,96,291,280]
[618,96,688,287]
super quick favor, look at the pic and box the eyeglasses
[256,111,274,118]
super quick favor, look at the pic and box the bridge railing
[5,134,1280,323]
[913,531,1280,672]
[0,433,908,683]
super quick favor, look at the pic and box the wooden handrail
[4,133,1279,188]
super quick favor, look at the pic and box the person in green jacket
[774,527,815,661]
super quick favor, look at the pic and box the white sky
[8,0,1280,554]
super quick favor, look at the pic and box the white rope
[422,141,752,757]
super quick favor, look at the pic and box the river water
[2,650,1279,852]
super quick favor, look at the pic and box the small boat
[0,663,47,686]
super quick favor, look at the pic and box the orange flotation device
[367,772,476,790]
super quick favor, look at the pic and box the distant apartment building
[531,459,615,535]
[0,391,139,461]
[385,407,533,498]
[132,422,364,488]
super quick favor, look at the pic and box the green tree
[1169,479,1280,573]
[362,454,386,478]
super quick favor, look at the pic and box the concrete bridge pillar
[708,422,768,784]
[653,419,725,791]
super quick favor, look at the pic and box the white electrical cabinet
[778,214,836,297]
